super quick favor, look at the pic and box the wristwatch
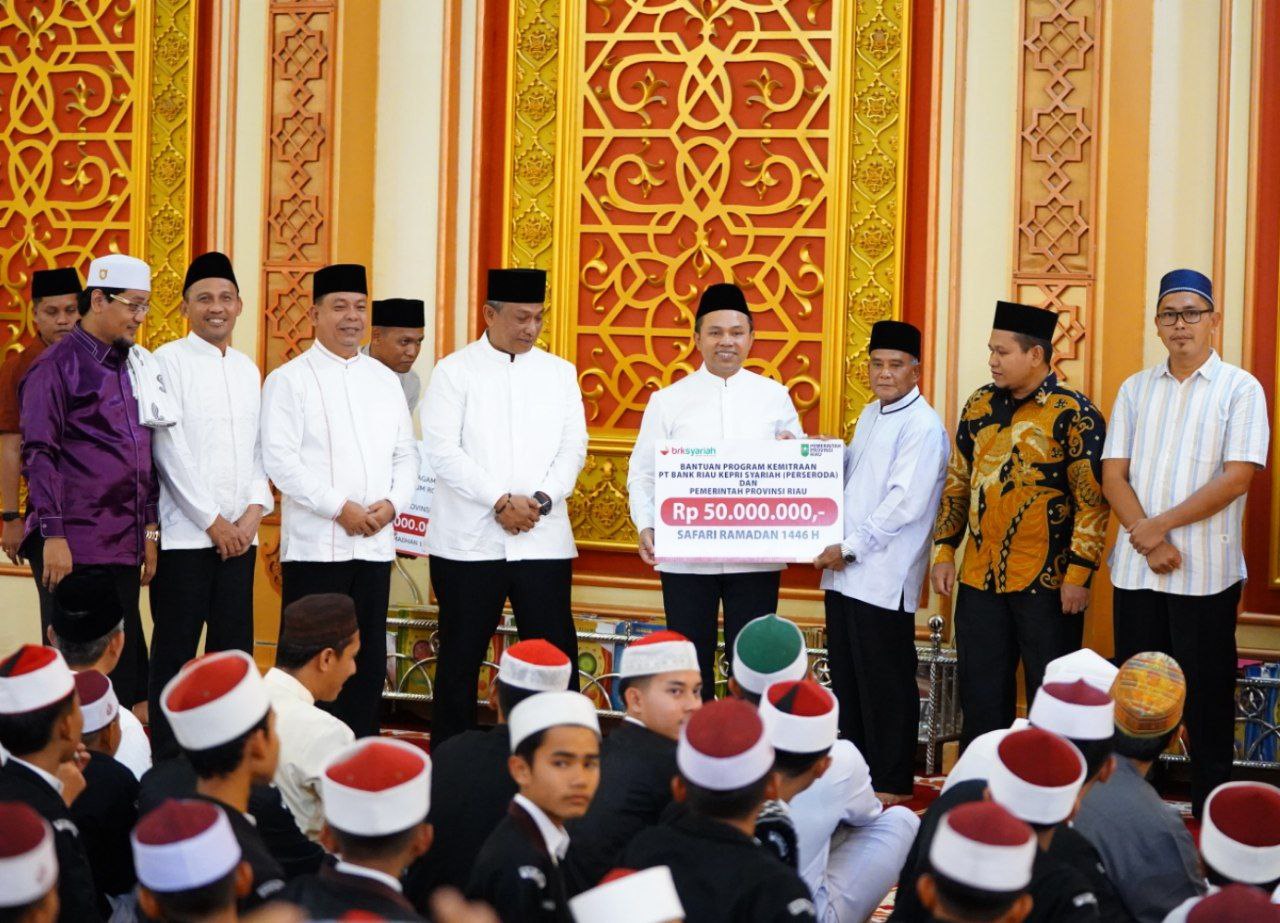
[144,529,161,544]
[842,550,856,564]
[533,491,553,517]
[1,511,19,523]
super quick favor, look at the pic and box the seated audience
[566,630,701,889]
[917,801,1036,923]
[408,639,572,903]
[263,593,360,841]
[49,570,151,778]
[623,697,818,922]
[468,691,601,922]
[0,801,61,923]
[69,671,138,903]
[280,738,432,921]
[0,645,102,921]
[1074,652,1206,923]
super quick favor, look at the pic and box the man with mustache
[1,268,81,577]
[261,263,419,738]
[147,252,272,759]
[18,254,157,710]
[1101,268,1268,818]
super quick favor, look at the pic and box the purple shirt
[19,324,158,565]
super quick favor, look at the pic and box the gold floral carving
[0,1,193,355]
[144,0,195,347]
[841,1,907,435]
[259,3,337,373]
[506,0,561,346]
[506,0,910,547]
[1012,0,1100,386]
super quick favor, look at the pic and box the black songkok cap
[183,251,238,293]
[279,593,359,653]
[371,298,426,329]
[869,320,921,359]
[30,268,82,301]
[993,300,1059,342]
[487,268,546,303]
[52,568,124,644]
[695,282,750,319]
[313,264,368,300]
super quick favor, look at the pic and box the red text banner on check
[653,440,846,564]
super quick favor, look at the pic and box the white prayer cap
[1028,680,1114,741]
[508,691,601,752]
[987,727,1085,826]
[677,698,773,791]
[160,650,269,751]
[620,631,699,680]
[322,738,431,837]
[0,803,58,907]
[929,801,1036,893]
[1044,648,1118,693]
[132,800,241,892]
[759,680,838,754]
[74,670,119,735]
[0,645,75,715]
[569,866,685,922]
[499,639,573,692]
[87,254,151,292]
[1200,781,1280,885]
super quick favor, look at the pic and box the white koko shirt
[628,364,803,575]
[419,334,587,562]
[261,341,419,563]
[152,333,273,550]
[821,387,950,612]
[1103,351,1269,596]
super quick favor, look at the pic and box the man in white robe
[815,320,948,803]
[261,263,419,738]
[419,268,587,744]
[149,251,272,758]
[627,282,802,697]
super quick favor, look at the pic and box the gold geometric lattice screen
[503,0,910,548]
[0,0,195,354]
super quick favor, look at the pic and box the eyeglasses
[1155,308,1212,327]
[109,294,151,315]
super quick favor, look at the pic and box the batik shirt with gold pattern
[933,374,1108,592]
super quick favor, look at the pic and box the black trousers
[147,547,256,760]
[22,535,148,707]
[429,556,577,744]
[1113,582,1241,816]
[281,560,392,739]
[824,591,919,795]
[954,584,1083,749]
[659,569,782,700]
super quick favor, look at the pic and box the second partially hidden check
[653,439,846,564]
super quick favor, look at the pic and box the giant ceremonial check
[654,440,844,564]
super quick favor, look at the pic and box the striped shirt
[1102,351,1269,596]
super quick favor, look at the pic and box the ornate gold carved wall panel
[1013,0,1101,386]
[259,2,337,374]
[505,0,910,549]
[0,0,194,356]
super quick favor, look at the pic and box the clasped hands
[335,499,397,538]
[1125,515,1182,575]
[494,494,542,536]
[206,504,267,559]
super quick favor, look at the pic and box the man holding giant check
[628,282,817,698]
